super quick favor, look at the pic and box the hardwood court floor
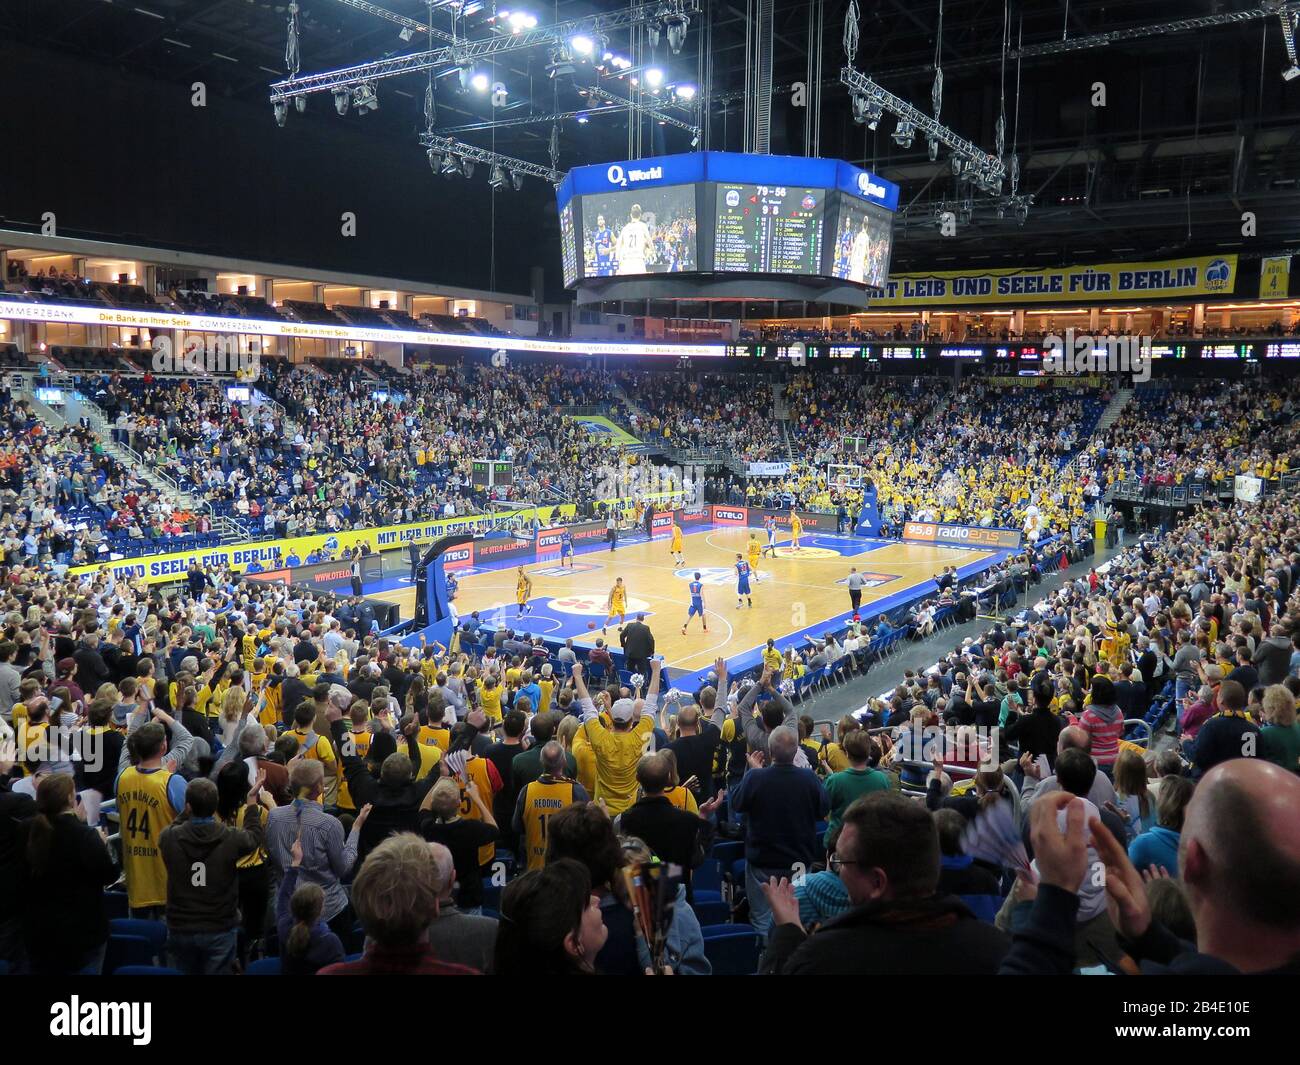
[372,527,999,681]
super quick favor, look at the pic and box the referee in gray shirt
[846,567,866,613]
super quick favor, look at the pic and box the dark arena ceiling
[5,0,1300,274]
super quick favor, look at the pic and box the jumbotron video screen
[579,185,698,276]
[554,151,899,293]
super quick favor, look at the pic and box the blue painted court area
[360,522,1012,693]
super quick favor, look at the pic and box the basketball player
[515,566,533,617]
[762,515,778,558]
[682,571,709,635]
[592,214,615,276]
[615,203,651,275]
[602,576,628,634]
[790,512,804,553]
[848,215,871,285]
[734,553,753,609]
[834,215,854,277]
[670,520,685,566]
[746,531,762,573]
[559,527,575,568]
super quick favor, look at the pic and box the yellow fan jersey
[520,776,578,870]
[457,757,499,866]
[116,765,180,909]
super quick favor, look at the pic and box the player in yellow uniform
[515,566,534,617]
[115,716,190,913]
[602,576,628,634]
[670,521,685,566]
[747,532,762,573]
[789,512,803,553]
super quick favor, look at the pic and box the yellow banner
[70,506,576,585]
[872,255,1238,307]
[1260,255,1291,300]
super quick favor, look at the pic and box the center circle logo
[549,594,651,615]
[772,546,842,559]
[725,189,740,207]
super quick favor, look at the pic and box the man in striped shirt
[266,760,370,949]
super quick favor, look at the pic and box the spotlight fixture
[470,71,490,92]
[398,26,414,41]
[440,151,461,175]
[570,34,595,56]
[647,20,661,48]
[576,112,589,124]
[547,46,575,79]
[295,96,306,113]
[690,130,700,147]
[865,101,883,131]
[461,158,476,179]
[489,164,508,189]
[511,170,524,191]
[334,88,350,115]
[673,84,696,100]
[644,67,664,89]
[927,137,939,162]
[664,12,689,53]
[273,99,288,126]
[951,155,967,177]
[458,61,475,91]
[428,148,439,173]
[352,82,379,112]
[891,118,914,148]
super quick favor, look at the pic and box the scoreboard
[714,184,826,274]
[471,460,514,488]
[554,151,899,298]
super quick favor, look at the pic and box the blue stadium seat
[960,894,1002,923]
[115,966,184,976]
[691,899,731,926]
[102,890,130,920]
[246,957,283,975]
[110,917,168,954]
[700,923,761,975]
[105,934,159,973]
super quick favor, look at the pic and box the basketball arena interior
[1,0,1299,1008]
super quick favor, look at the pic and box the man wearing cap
[571,660,659,815]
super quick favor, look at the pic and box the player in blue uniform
[559,528,574,568]
[734,553,753,608]
[681,571,709,635]
[834,217,854,277]
[762,515,778,558]
[592,215,615,277]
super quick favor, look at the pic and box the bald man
[1019,726,1117,809]
[1004,759,1300,974]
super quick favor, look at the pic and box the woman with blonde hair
[1261,684,1300,773]
[1111,747,1153,841]
[556,714,597,795]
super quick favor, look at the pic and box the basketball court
[368,522,1011,689]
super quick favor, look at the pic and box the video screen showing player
[580,186,697,276]
[831,198,895,287]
